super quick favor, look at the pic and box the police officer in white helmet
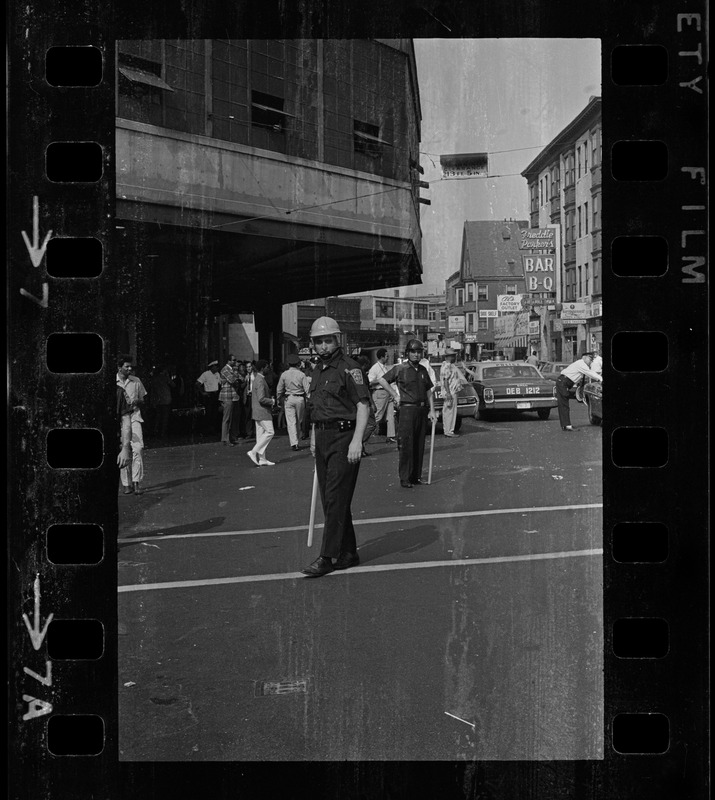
[301,317,371,577]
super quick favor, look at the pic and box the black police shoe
[334,552,360,570]
[301,556,334,578]
[400,481,413,488]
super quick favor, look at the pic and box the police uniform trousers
[555,375,576,427]
[397,405,428,483]
[314,428,361,558]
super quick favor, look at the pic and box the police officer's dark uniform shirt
[382,361,434,403]
[382,361,434,484]
[308,348,370,559]
[308,348,370,421]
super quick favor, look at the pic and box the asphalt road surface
[118,403,603,761]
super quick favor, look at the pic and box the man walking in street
[246,360,277,466]
[555,352,603,431]
[301,317,370,578]
[276,354,310,451]
[526,350,539,366]
[219,355,241,446]
[367,348,396,444]
[116,355,147,495]
[195,359,221,436]
[439,348,465,438]
[378,339,438,488]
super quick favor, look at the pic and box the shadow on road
[358,523,440,563]
[146,474,217,491]
[118,515,227,549]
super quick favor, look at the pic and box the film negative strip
[8,2,708,799]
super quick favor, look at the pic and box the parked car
[583,380,602,425]
[539,361,571,382]
[465,361,557,420]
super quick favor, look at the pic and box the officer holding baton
[378,339,438,488]
[301,317,370,578]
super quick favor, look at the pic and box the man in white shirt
[366,348,396,443]
[439,348,465,437]
[195,359,221,435]
[276,354,310,450]
[116,355,147,495]
[555,352,603,431]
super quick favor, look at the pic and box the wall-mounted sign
[519,228,556,250]
[528,320,540,335]
[590,301,602,317]
[521,255,555,292]
[561,302,590,320]
[463,333,478,343]
[479,309,498,318]
[497,294,524,313]
[439,152,489,179]
[448,315,465,331]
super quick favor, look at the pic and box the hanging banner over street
[439,152,489,179]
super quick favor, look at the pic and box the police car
[466,360,557,420]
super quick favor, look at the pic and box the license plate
[516,402,532,409]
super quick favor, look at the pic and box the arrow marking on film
[22,574,54,651]
[23,661,53,687]
[20,282,49,308]
[21,196,52,267]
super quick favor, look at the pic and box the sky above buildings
[411,38,601,296]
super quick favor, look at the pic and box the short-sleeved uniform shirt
[308,348,370,422]
[382,361,433,403]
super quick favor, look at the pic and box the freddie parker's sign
[519,228,556,250]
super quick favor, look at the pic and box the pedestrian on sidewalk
[378,339,438,488]
[219,355,241,446]
[276,354,310,451]
[301,317,370,578]
[247,360,276,466]
[195,360,221,436]
[555,352,603,431]
[356,354,377,456]
[116,355,147,495]
[234,362,248,439]
[526,350,539,366]
[244,361,256,440]
[367,348,396,444]
[439,348,465,437]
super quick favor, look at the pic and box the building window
[584,201,589,235]
[466,283,475,302]
[251,90,288,133]
[477,285,488,301]
[584,262,590,296]
[583,141,589,172]
[577,206,582,239]
[564,152,575,187]
[354,120,385,158]
[466,312,476,332]
[593,259,601,293]
[530,183,538,212]
[565,212,572,244]
[577,146,582,179]
[577,266,582,297]
[415,304,429,320]
[505,284,517,295]
[478,317,488,330]
[117,50,174,127]
[592,194,600,230]
[376,300,394,318]
[428,309,436,322]
[455,288,464,306]
[551,166,560,198]
[439,310,446,321]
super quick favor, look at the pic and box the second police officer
[378,338,438,488]
[301,317,371,578]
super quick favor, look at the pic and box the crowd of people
[116,318,603,575]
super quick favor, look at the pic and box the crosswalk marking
[119,502,603,544]
[118,547,603,594]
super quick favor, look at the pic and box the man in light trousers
[276,354,310,451]
[247,360,276,465]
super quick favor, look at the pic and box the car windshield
[483,366,541,379]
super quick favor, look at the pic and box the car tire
[586,397,601,425]
[537,408,551,420]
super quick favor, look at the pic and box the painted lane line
[119,503,603,544]
[118,548,603,594]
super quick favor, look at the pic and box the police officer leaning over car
[555,351,603,431]
[301,317,371,578]
[378,339,439,488]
